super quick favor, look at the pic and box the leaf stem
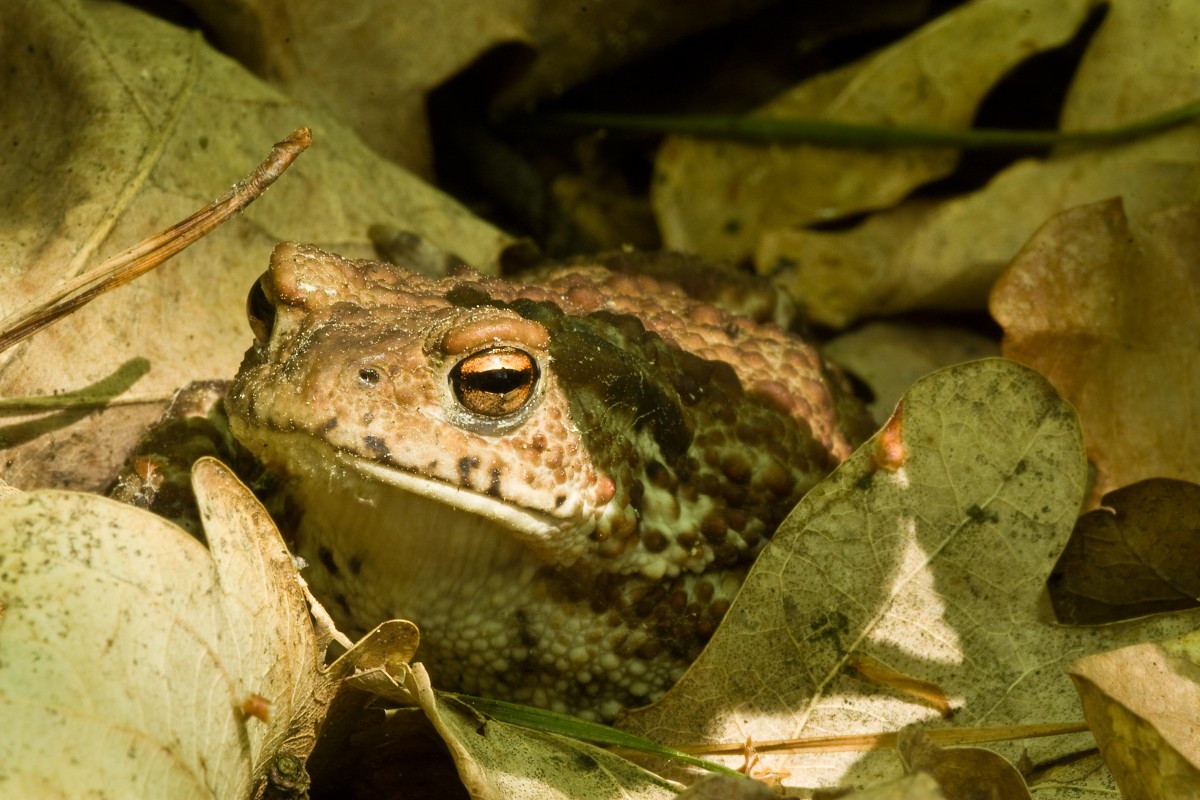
[518,98,1200,150]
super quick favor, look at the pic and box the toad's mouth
[333,449,565,542]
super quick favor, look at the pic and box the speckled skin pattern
[226,243,872,720]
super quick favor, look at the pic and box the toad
[224,243,872,720]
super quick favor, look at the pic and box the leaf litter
[3,1,1200,798]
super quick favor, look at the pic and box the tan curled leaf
[1049,478,1200,624]
[758,0,1200,326]
[990,198,1200,505]
[1068,632,1200,799]
[0,0,511,491]
[653,0,1099,263]
[674,774,777,800]
[0,457,320,798]
[836,773,946,800]
[899,729,1032,799]
[823,320,998,425]
[620,359,1200,794]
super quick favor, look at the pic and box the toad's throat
[279,445,569,637]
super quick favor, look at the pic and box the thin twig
[0,127,312,353]
[672,721,1092,756]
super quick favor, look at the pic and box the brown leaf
[1069,633,1200,799]
[0,0,511,491]
[1049,478,1200,624]
[990,198,1200,505]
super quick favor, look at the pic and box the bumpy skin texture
[226,243,872,720]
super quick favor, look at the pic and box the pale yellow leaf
[0,457,321,798]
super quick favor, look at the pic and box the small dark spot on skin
[1015,459,1028,474]
[348,555,363,576]
[645,460,672,488]
[320,417,338,432]
[554,495,566,508]
[487,469,502,498]
[358,367,381,386]
[642,530,667,552]
[967,504,1000,524]
[856,472,875,490]
[723,218,742,234]
[364,435,389,458]
[637,640,662,659]
[515,609,538,648]
[701,511,727,543]
[317,546,338,576]
[333,593,351,616]
[714,543,741,565]
[458,456,480,485]
[721,454,753,484]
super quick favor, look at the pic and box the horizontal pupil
[464,368,530,394]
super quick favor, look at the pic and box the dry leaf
[990,197,1200,505]
[763,0,1200,325]
[814,772,946,800]
[653,0,1098,263]
[1049,478,1200,624]
[654,0,1200,326]
[0,0,511,492]
[378,663,679,800]
[1069,632,1200,799]
[899,729,1032,799]
[181,0,777,176]
[674,774,778,799]
[0,457,321,798]
[823,320,998,425]
[619,359,1200,794]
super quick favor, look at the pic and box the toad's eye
[246,276,276,344]
[449,347,539,418]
